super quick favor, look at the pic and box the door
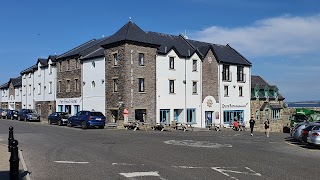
[205,111,213,127]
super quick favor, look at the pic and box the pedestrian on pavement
[249,117,255,136]
[264,119,270,137]
[123,107,129,123]
[241,120,246,131]
[233,117,239,131]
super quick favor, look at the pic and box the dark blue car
[67,111,106,129]
[6,110,19,120]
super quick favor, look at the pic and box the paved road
[0,119,319,180]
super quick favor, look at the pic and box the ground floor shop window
[65,105,71,114]
[174,109,182,122]
[223,110,244,124]
[135,109,146,122]
[187,108,196,123]
[58,105,63,112]
[74,105,80,115]
[160,109,170,123]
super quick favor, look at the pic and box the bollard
[8,126,14,152]
[9,140,19,180]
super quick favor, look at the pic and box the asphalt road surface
[0,119,319,180]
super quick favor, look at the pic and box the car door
[73,111,82,125]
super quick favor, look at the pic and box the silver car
[291,122,320,141]
[307,129,320,146]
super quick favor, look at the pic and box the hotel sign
[58,98,78,105]
[222,103,248,109]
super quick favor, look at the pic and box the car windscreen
[90,112,104,117]
[57,112,68,116]
[294,114,307,122]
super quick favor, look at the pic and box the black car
[6,110,19,120]
[48,112,70,126]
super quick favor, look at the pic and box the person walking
[249,117,255,136]
[264,119,270,137]
[123,107,129,123]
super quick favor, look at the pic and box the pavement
[0,143,30,180]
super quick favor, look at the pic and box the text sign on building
[222,103,248,109]
[58,99,78,104]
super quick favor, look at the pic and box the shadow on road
[285,137,320,150]
[0,170,29,180]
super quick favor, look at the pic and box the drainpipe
[184,55,187,124]
[218,64,222,126]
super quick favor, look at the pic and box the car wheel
[58,120,62,126]
[48,119,52,125]
[81,121,87,130]
[99,125,105,129]
[67,121,72,127]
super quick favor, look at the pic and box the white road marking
[164,140,232,148]
[112,163,144,166]
[54,161,89,164]
[172,166,263,180]
[120,171,166,180]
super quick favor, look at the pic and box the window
[222,65,231,81]
[49,82,52,94]
[23,85,26,96]
[265,90,269,98]
[91,81,95,89]
[67,60,70,71]
[187,109,196,123]
[224,86,229,97]
[58,81,61,93]
[237,66,245,82]
[169,57,174,69]
[135,109,146,122]
[74,105,80,114]
[91,61,95,69]
[113,53,118,66]
[28,85,31,95]
[59,62,62,72]
[58,105,63,112]
[223,110,244,124]
[239,86,243,97]
[75,79,79,91]
[256,110,259,121]
[75,59,79,69]
[38,66,41,76]
[192,60,197,71]
[66,80,70,92]
[139,53,144,66]
[113,79,118,92]
[38,83,41,95]
[23,74,26,79]
[16,88,19,96]
[49,64,52,74]
[160,109,170,124]
[192,81,197,94]
[138,78,144,92]
[169,80,174,93]
[272,109,281,120]
[274,90,278,97]
[28,73,31,78]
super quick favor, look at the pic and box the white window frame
[239,86,243,97]
[113,79,118,92]
[66,80,70,92]
[169,57,174,69]
[38,83,41,95]
[192,60,197,72]
[48,82,52,94]
[169,80,175,93]
[139,53,144,66]
[192,81,197,94]
[224,86,229,97]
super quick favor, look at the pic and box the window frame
[139,53,145,66]
[169,57,174,69]
[192,60,197,72]
[66,80,70,92]
[222,65,231,81]
[113,78,118,92]
[224,85,229,97]
[169,80,175,93]
[239,86,243,97]
[113,53,118,66]
[138,78,145,92]
[192,81,197,94]
[237,66,245,82]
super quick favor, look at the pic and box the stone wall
[9,83,15,98]
[56,58,81,98]
[35,101,56,119]
[202,49,219,102]
[104,43,157,124]
[1,102,8,109]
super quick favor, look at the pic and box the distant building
[251,75,285,123]
[0,76,22,110]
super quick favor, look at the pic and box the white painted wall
[21,72,35,109]
[219,64,251,127]
[156,50,202,127]
[82,57,105,114]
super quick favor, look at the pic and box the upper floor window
[239,86,243,97]
[224,85,229,97]
[138,78,145,92]
[28,85,31,95]
[169,80,174,93]
[67,60,70,71]
[139,53,144,66]
[38,83,41,95]
[75,79,79,92]
[58,81,61,93]
[222,65,231,81]
[113,79,118,92]
[113,53,118,66]
[23,85,26,96]
[16,88,19,96]
[66,80,70,92]
[237,66,245,82]
[169,57,174,69]
[274,90,278,97]
[265,90,269,98]
[59,62,62,72]
[91,61,95,69]
[38,66,41,76]
[48,82,52,94]
[23,74,26,79]
[91,81,95,89]
[49,64,52,75]
[28,73,31,78]
[192,81,197,94]
[192,60,197,71]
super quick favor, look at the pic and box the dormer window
[274,90,278,97]
[28,73,31,78]
[49,63,52,75]
[38,64,41,76]
[169,57,174,69]
[265,90,269,98]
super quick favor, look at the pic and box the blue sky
[1,0,319,102]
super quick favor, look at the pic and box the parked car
[48,112,70,126]
[17,109,40,122]
[307,129,320,146]
[67,111,106,129]
[299,124,320,143]
[6,110,19,120]
[292,122,320,141]
[1,109,8,119]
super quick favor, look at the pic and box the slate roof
[20,64,37,74]
[0,76,22,89]
[260,102,283,110]
[99,21,251,66]
[37,58,48,66]
[251,75,285,100]
[80,47,105,60]
[0,82,9,89]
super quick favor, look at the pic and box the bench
[124,121,149,131]
[171,121,197,132]
[106,122,117,129]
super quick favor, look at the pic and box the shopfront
[56,98,82,115]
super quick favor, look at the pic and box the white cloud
[191,14,320,57]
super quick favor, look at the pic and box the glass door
[205,111,213,127]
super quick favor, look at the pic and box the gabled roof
[251,75,285,100]
[10,76,22,87]
[0,82,9,89]
[37,58,48,66]
[80,47,105,61]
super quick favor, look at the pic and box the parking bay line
[54,161,89,164]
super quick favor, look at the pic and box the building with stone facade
[251,75,285,124]
[0,76,22,110]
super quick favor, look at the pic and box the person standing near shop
[249,117,255,136]
[123,107,129,123]
[264,119,270,137]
